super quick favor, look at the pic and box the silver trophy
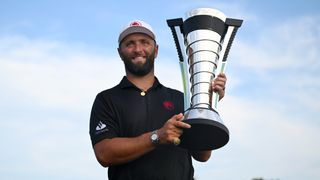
[167,8,243,150]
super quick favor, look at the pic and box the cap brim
[118,26,155,43]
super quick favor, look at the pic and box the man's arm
[191,150,212,162]
[94,113,190,167]
[94,132,155,167]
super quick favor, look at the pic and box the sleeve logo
[96,121,107,131]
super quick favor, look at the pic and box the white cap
[118,20,156,44]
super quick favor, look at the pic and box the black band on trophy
[166,18,185,62]
[225,18,243,27]
[222,27,240,62]
[188,60,217,73]
[221,19,243,62]
[186,39,222,57]
[187,49,221,64]
[183,15,226,37]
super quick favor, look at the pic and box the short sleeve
[89,92,119,146]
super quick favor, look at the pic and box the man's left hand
[211,73,227,101]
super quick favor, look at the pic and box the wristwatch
[150,130,159,145]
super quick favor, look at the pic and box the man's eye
[126,42,134,47]
[141,40,151,45]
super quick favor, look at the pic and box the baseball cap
[118,20,156,44]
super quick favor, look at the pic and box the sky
[0,0,319,180]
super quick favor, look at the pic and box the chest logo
[163,101,174,111]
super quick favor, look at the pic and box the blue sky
[1,0,319,180]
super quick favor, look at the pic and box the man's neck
[126,71,155,92]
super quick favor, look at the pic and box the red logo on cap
[130,21,142,27]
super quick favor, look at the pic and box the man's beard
[121,49,156,76]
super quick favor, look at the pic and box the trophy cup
[167,8,243,150]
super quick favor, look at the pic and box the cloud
[230,15,320,114]
[0,35,120,179]
[235,15,320,70]
[0,35,124,111]
[0,14,319,180]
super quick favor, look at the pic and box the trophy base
[180,108,229,150]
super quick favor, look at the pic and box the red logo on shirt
[163,101,174,111]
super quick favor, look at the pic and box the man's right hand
[93,113,191,167]
[157,113,191,145]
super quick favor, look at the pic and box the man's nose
[133,43,143,52]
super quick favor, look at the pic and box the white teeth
[133,56,145,61]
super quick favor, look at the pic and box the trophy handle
[212,18,243,109]
[167,18,191,111]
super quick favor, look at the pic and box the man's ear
[154,44,159,58]
[117,47,124,60]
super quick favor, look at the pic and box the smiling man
[89,20,227,180]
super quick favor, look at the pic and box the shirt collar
[119,76,163,90]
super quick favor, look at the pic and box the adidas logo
[96,121,107,131]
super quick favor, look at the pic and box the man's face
[118,33,158,76]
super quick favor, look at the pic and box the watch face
[151,131,159,144]
[151,133,158,140]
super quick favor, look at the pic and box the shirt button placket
[140,91,146,96]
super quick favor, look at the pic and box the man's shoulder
[163,86,183,95]
[96,76,130,97]
[97,84,120,97]
[159,85,184,100]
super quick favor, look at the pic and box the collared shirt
[90,76,194,180]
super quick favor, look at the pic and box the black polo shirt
[90,76,194,180]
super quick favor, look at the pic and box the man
[89,20,227,180]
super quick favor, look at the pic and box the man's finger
[175,120,191,129]
[173,113,184,120]
[217,73,226,79]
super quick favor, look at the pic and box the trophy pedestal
[180,108,229,150]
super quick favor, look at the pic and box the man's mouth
[132,56,146,62]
